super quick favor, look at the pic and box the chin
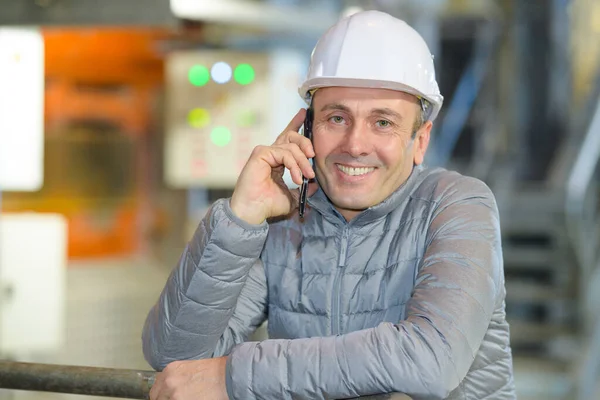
[329,192,375,211]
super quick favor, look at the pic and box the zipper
[331,227,349,335]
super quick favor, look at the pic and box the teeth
[336,164,375,176]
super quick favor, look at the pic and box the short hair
[411,98,431,139]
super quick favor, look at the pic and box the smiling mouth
[335,164,376,176]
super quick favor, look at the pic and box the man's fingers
[279,143,314,180]
[285,108,307,133]
[275,109,307,145]
[261,147,303,185]
[285,132,315,158]
[258,144,314,185]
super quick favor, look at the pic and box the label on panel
[164,50,273,189]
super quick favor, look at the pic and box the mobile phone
[299,106,313,219]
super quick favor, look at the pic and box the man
[142,10,516,400]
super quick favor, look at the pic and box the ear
[413,121,432,165]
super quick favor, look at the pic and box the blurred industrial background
[0,0,598,399]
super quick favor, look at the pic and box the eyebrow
[320,103,350,113]
[371,108,404,121]
[319,104,404,121]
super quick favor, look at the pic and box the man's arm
[142,198,269,371]
[225,176,503,400]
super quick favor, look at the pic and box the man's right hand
[230,108,317,225]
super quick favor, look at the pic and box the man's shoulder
[413,167,496,205]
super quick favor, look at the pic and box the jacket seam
[351,216,429,236]
[269,302,407,317]
[477,377,514,399]
[420,253,496,280]
[248,344,256,400]
[187,260,249,286]
[426,195,491,245]
[181,289,236,311]
[350,258,421,276]
[264,257,421,276]
[413,304,480,357]
[270,302,328,317]
[436,323,473,399]
[467,352,512,373]
[418,279,490,319]
[408,194,436,205]
[264,263,333,276]
[167,315,229,338]
[197,241,260,266]
[392,329,432,393]
[187,219,207,266]
[345,303,407,315]
[284,341,291,399]
[297,216,429,238]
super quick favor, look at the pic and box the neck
[337,208,362,222]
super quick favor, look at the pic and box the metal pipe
[0,361,155,399]
[0,360,412,399]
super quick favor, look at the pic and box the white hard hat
[298,10,444,122]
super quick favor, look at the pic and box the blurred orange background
[3,28,170,259]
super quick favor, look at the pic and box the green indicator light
[211,126,232,147]
[234,63,255,85]
[236,110,257,127]
[188,108,211,128]
[189,65,210,86]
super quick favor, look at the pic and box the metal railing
[565,96,600,281]
[0,360,412,400]
[565,72,600,400]
[427,20,499,169]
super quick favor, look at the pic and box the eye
[329,116,345,124]
[376,119,392,128]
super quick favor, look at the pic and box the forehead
[311,87,419,112]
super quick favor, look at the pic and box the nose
[340,124,372,157]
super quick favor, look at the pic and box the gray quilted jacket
[142,165,516,399]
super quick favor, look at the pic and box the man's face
[311,86,432,220]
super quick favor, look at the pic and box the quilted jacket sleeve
[225,176,504,400]
[142,198,269,371]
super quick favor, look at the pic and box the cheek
[376,140,411,169]
[312,132,336,160]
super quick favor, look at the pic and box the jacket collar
[307,164,426,227]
